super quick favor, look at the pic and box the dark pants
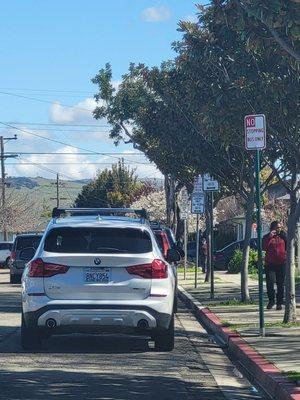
[199,256,206,273]
[265,265,285,305]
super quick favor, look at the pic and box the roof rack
[150,221,162,229]
[52,207,148,220]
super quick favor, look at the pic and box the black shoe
[276,304,282,310]
[267,301,275,310]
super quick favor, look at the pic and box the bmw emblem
[94,258,101,265]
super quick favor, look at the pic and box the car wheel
[21,313,42,351]
[173,295,178,313]
[10,274,19,284]
[155,314,175,352]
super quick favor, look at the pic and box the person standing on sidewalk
[263,221,287,310]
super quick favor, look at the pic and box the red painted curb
[179,288,300,400]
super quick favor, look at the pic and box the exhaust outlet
[137,319,149,329]
[45,318,57,329]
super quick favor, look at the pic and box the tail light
[126,259,168,279]
[28,258,69,278]
[10,251,16,262]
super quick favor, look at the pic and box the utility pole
[0,135,18,240]
[50,174,67,207]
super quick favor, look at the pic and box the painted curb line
[178,285,300,400]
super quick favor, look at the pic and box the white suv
[21,208,180,352]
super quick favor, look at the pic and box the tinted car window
[44,227,152,254]
[15,236,42,251]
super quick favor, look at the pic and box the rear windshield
[15,236,42,251]
[44,227,153,254]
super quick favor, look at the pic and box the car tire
[21,313,42,351]
[5,257,10,269]
[10,274,19,284]
[173,295,178,313]
[155,314,175,352]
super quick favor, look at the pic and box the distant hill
[6,176,164,210]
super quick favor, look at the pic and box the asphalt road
[0,270,265,400]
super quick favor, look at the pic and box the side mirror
[19,247,36,262]
[166,248,181,263]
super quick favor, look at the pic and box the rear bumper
[23,304,172,332]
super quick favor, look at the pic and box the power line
[5,152,143,156]
[0,91,95,112]
[7,162,152,165]
[0,122,149,165]
[3,122,109,127]
[0,87,94,94]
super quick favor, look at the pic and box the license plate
[84,267,110,283]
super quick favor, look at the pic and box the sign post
[245,114,266,337]
[179,188,189,280]
[203,173,219,300]
[192,175,205,288]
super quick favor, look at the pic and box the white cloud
[49,97,98,124]
[183,14,198,23]
[141,6,171,22]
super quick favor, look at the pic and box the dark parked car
[9,233,43,283]
[214,238,258,270]
[187,241,197,261]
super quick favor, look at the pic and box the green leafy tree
[92,3,298,311]
[74,161,141,208]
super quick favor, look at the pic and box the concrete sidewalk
[178,270,300,382]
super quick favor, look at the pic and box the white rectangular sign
[203,173,219,191]
[191,193,205,214]
[245,114,266,150]
[193,175,204,194]
[181,211,188,220]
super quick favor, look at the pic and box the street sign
[245,114,266,150]
[193,175,203,194]
[203,173,219,191]
[244,114,266,336]
[181,211,188,220]
[179,187,189,203]
[191,193,205,214]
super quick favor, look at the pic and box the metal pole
[255,150,265,337]
[195,214,199,288]
[210,192,214,300]
[56,173,60,208]
[184,218,187,280]
[0,137,7,241]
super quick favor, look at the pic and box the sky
[0,1,202,180]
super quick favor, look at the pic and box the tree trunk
[283,216,297,323]
[175,202,184,241]
[205,205,211,283]
[240,192,254,302]
[164,174,175,227]
[164,175,171,226]
[283,179,299,323]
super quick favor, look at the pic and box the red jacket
[263,232,286,266]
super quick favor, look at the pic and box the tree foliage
[92,2,299,317]
[74,161,141,208]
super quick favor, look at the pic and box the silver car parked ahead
[21,208,180,351]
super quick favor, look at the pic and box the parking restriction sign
[245,114,266,150]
